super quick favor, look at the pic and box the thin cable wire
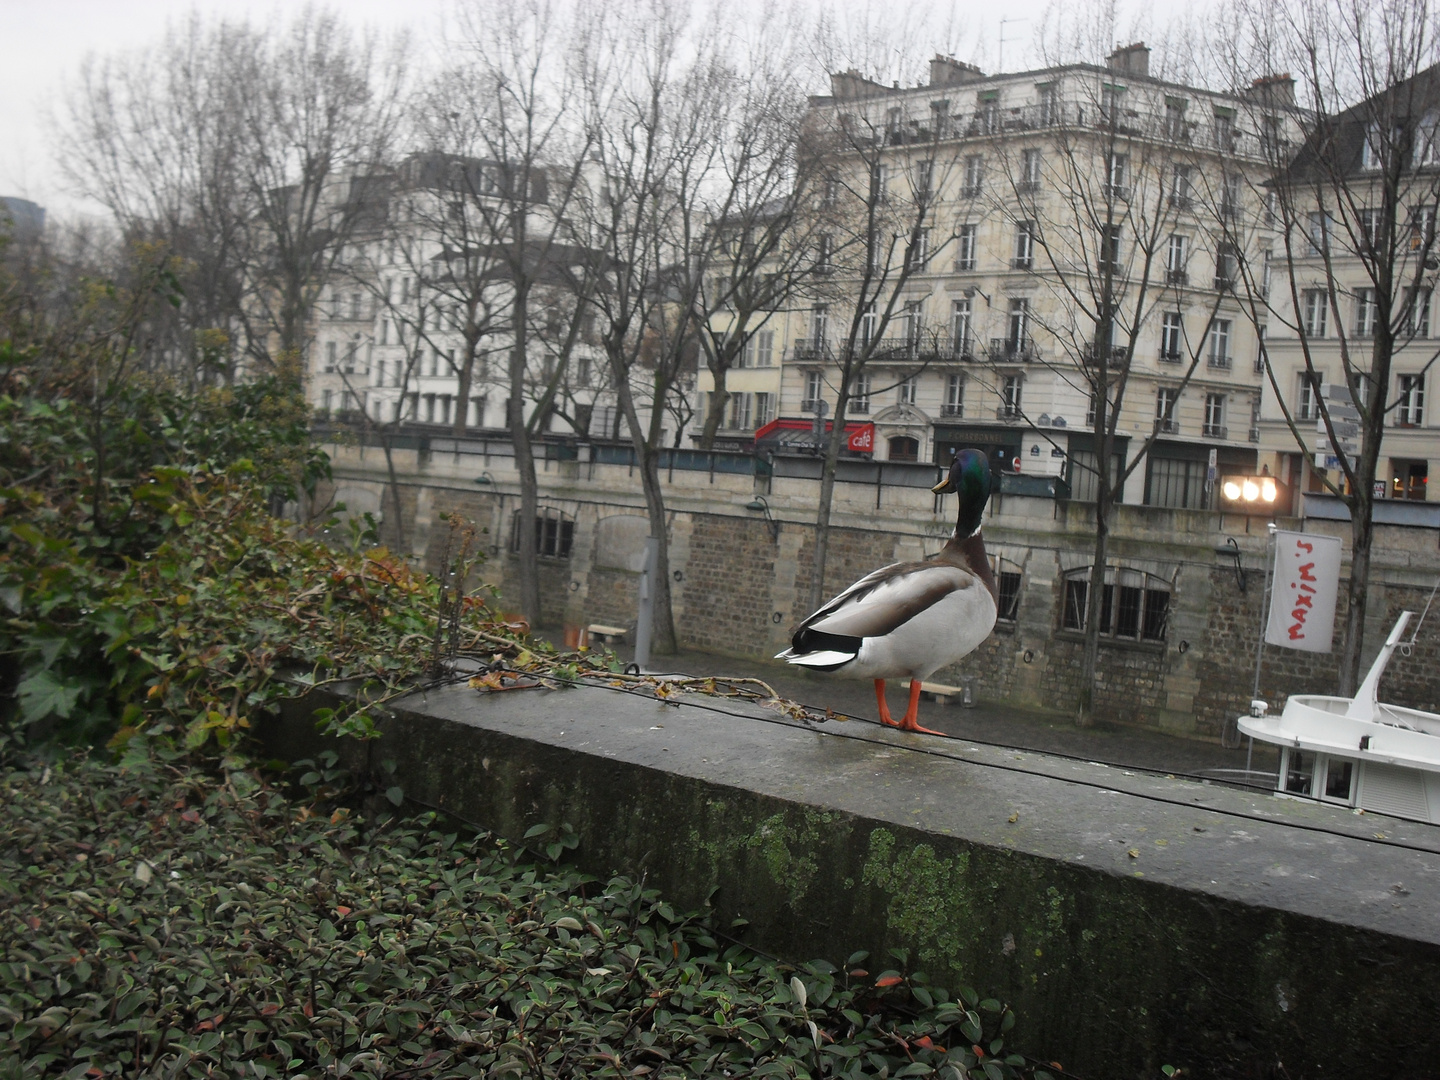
[465,663,1440,857]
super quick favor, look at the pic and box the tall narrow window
[1105,153,1129,197]
[1406,286,1432,336]
[1203,393,1226,437]
[325,341,337,371]
[754,392,774,428]
[1101,84,1125,122]
[1013,221,1035,268]
[860,302,878,346]
[956,223,978,270]
[951,298,972,355]
[1037,83,1059,126]
[1357,208,1381,249]
[870,162,888,203]
[1214,242,1238,289]
[1213,110,1235,151]
[1156,386,1180,431]
[1221,173,1243,218]
[815,234,832,274]
[914,159,934,199]
[1354,288,1377,337]
[1007,299,1030,354]
[1100,224,1122,271]
[1160,312,1184,360]
[1360,123,1383,170]
[962,155,984,197]
[944,374,965,416]
[1165,98,1187,139]
[1208,319,1232,368]
[903,301,924,346]
[1021,148,1042,191]
[810,305,829,346]
[852,373,872,414]
[1001,374,1023,416]
[1298,372,1323,420]
[1170,165,1192,207]
[1303,290,1328,337]
[803,371,824,412]
[907,228,931,272]
[1166,234,1188,282]
[898,375,918,405]
[1399,374,1426,425]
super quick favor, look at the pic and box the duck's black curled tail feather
[779,627,861,671]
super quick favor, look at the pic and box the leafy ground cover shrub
[0,754,1057,1080]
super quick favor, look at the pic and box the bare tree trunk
[612,359,678,653]
[452,345,477,437]
[1340,492,1376,694]
[698,382,730,450]
[1079,484,1111,726]
[509,283,542,626]
[808,399,849,613]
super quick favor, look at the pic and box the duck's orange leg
[874,679,898,726]
[895,678,947,736]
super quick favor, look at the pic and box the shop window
[1061,567,1170,642]
[510,507,575,559]
[1391,459,1429,501]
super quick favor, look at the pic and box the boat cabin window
[1284,750,1314,796]
[1323,758,1354,801]
[1280,749,1357,804]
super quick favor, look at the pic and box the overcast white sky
[0,0,1178,221]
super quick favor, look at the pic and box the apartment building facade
[1253,66,1440,509]
[708,47,1316,510]
[309,153,629,443]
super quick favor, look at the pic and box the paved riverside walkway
[561,637,1282,785]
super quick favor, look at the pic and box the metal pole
[634,536,658,671]
[1248,523,1278,776]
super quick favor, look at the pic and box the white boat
[1238,612,1440,822]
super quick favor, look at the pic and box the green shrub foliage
[0,755,1048,1079]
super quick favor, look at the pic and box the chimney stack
[1106,42,1150,78]
[929,55,985,88]
[1244,73,1296,108]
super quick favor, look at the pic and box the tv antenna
[998,17,1026,73]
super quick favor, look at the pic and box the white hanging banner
[1265,530,1343,653]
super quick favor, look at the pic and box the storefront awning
[754,418,876,454]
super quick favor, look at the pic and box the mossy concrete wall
[264,683,1440,1079]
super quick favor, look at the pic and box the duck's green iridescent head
[931,449,992,534]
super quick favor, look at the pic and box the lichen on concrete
[860,828,976,965]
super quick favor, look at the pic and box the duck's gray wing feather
[803,564,976,640]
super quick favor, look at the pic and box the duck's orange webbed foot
[894,678,948,736]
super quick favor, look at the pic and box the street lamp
[1218,474,1286,515]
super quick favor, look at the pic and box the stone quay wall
[313,436,1440,738]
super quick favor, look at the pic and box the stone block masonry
[314,439,1440,739]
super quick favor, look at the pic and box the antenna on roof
[998,17,1026,73]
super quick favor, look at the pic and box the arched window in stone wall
[990,555,1024,623]
[1061,566,1170,642]
[510,507,575,559]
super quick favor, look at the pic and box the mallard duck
[776,448,997,735]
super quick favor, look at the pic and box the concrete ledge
[265,681,1440,1078]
